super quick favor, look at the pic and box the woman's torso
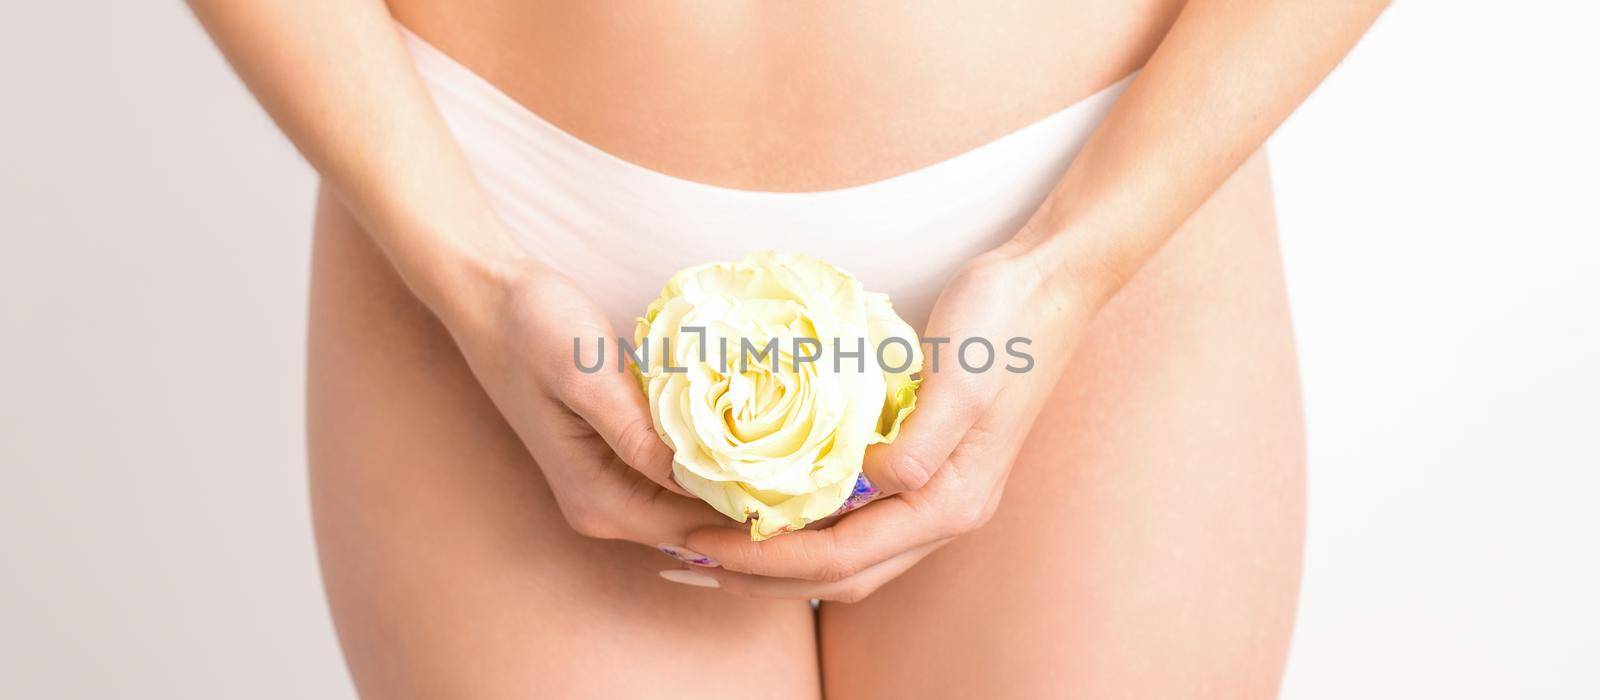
[312,10,1306,694]
[310,9,1304,692]
[389,0,1183,191]
[387,0,1287,341]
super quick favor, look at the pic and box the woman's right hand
[186,0,731,555]
[444,259,734,551]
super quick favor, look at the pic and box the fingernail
[831,474,880,516]
[657,544,719,567]
[659,569,720,588]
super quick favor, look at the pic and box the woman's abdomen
[387,0,1185,191]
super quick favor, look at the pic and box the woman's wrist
[1006,214,1128,321]
[388,215,538,341]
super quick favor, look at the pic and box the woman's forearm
[1016,0,1389,306]
[187,0,526,331]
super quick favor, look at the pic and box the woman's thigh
[820,153,1306,699]
[306,187,819,699]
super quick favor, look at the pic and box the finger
[561,367,689,497]
[861,371,985,495]
[669,539,949,602]
[801,473,881,532]
[683,494,949,582]
[555,460,736,549]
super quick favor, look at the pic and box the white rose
[634,252,920,540]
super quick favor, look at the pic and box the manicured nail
[831,474,880,516]
[659,569,720,588]
[658,544,719,567]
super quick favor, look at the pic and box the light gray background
[3,2,1596,698]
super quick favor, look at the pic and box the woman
[190,1,1384,696]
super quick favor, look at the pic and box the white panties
[401,25,1131,332]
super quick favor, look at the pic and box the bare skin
[187,0,1386,696]
[308,190,823,699]
[385,0,1183,191]
[310,152,1302,697]
[816,153,1304,698]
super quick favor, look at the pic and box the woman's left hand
[668,0,1390,603]
[678,242,1097,601]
